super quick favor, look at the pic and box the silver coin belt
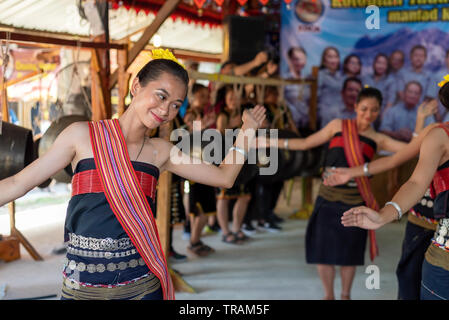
[66,246,138,259]
[68,233,134,251]
[63,257,146,273]
[433,218,449,249]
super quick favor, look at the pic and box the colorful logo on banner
[294,0,325,23]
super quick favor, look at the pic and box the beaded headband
[151,48,185,70]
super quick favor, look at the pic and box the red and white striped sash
[88,119,174,300]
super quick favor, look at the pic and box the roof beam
[0,31,125,50]
[109,0,182,90]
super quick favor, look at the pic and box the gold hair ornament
[438,74,449,88]
[151,48,185,69]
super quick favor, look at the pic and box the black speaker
[223,15,266,65]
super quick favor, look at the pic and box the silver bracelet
[363,163,370,176]
[385,201,403,220]
[284,138,289,149]
[412,132,419,138]
[229,146,247,159]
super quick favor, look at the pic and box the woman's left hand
[341,206,383,230]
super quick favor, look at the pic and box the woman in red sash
[260,87,406,299]
[323,99,439,300]
[341,79,449,300]
[0,50,266,300]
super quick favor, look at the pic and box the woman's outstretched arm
[324,123,439,186]
[161,105,266,188]
[0,122,80,207]
[342,127,448,230]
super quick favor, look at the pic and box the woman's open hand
[242,105,266,131]
[341,206,383,230]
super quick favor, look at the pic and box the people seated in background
[397,45,431,104]
[342,54,362,79]
[190,83,216,129]
[388,50,405,104]
[380,81,434,142]
[180,108,216,257]
[317,46,344,129]
[215,86,252,245]
[427,49,449,122]
[320,77,362,128]
[213,51,269,111]
[284,46,311,130]
[362,53,396,115]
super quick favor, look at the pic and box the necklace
[135,135,146,161]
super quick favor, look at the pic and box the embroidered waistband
[67,233,134,251]
[409,209,438,230]
[63,257,146,273]
[318,184,363,205]
[66,246,138,259]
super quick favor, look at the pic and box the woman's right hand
[242,105,266,131]
[341,206,383,230]
[323,167,352,186]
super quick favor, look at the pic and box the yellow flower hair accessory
[438,74,449,88]
[364,84,370,88]
[151,48,185,69]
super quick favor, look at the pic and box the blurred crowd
[285,45,449,142]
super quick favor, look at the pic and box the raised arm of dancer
[161,105,266,189]
[259,118,338,151]
[324,123,439,186]
[341,127,448,230]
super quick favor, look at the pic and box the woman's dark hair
[136,59,189,92]
[356,87,383,107]
[319,46,340,70]
[372,53,389,76]
[343,54,361,76]
[439,82,449,110]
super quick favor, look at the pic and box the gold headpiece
[151,48,185,69]
[438,74,449,88]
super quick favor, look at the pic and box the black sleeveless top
[64,158,159,241]
[325,132,377,167]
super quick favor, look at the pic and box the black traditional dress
[61,158,163,300]
[306,132,376,266]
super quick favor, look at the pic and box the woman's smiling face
[131,72,186,129]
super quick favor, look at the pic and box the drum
[0,121,34,180]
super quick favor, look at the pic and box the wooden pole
[89,0,111,120]
[109,0,182,90]
[0,62,8,123]
[156,121,173,256]
[117,48,131,116]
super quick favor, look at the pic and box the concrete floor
[0,180,405,300]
